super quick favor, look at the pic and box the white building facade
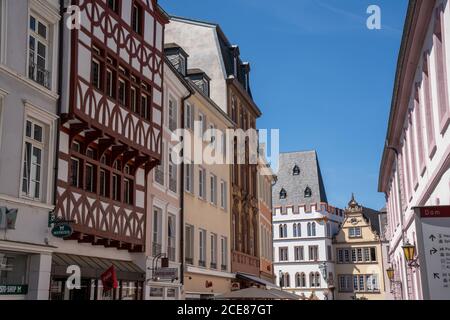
[0,0,60,300]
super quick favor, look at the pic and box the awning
[51,253,145,282]
[235,272,279,289]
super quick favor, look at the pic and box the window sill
[2,194,54,210]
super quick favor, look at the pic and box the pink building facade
[378,0,450,300]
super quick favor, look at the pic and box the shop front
[50,253,145,300]
[0,251,29,300]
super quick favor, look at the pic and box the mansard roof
[273,151,328,207]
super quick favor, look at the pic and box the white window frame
[185,224,194,264]
[199,229,207,266]
[185,161,194,193]
[20,101,56,204]
[168,95,177,131]
[168,148,177,193]
[198,112,205,138]
[198,167,206,200]
[210,233,217,267]
[185,103,194,130]
[27,1,60,92]
[21,119,44,200]
[221,236,228,270]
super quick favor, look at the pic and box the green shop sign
[51,223,73,238]
[0,285,28,295]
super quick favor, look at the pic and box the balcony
[210,262,217,270]
[231,251,260,276]
[28,60,51,89]
[152,242,162,256]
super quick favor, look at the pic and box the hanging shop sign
[51,223,73,238]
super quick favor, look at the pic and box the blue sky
[160,0,409,210]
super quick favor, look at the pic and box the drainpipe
[179,89,192,287]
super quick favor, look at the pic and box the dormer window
[280,188,287,200]
[179,55,186,75]
[304,187,312,198]
[187,69,211,97]
[293,165,300,176]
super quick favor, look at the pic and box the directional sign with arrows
[430,248,438,255]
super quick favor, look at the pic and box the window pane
[30,16,36,31]
[26,121,32,138]
[33,124,43,142]
[38,22,47,39]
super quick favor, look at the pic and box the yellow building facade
[182,75,235,299]
[334,196,388,300]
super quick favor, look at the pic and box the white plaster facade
[273,204,344,300]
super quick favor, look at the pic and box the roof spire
[348,193,359,208]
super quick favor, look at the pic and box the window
[168,215,176,261]
[112,174,120,201]
[198,113,205,138]
[99,169,109,197]
[349,227,362,238]
[199,229,206,267]
[327,245,332,261]
[118,78,126,105]
[85,163,95,193]
[315,272,321,287]
[279,247,288,262]
[307,223,311,237]
[210,233,217,269]
[351,248,357,262]
[337,249,344,263]
[92,58,101,89]
[107,0,120,13]
[312,222,316,236]
[293,223,297,237]
[344,249,350,263]
[308,246,318,261]
[124,178,133,205]
[70,157,80,188]
[304,187,312,198]
[152,207,162,256]
[281,273,290,288]
[221,237,228,271]
[294,246,304,261]
[210,174,217,205]
[154,146,164,185]
[168,150,177,193]
[279,188,287,199]
[131,3,142,34]
[339,275,352,292]
[185,225,194,265]
[293,165,300,176]
[28,15,50,89]
[141,93,149,120]
[357,248,363,262]
[220,180,227,209]
[350,274,380,292]
[326,223,331,238]
[309,272,315,288]
[185,103,193,130]
[22,120,44,199]
[106,68,115,98]
[198,168,206,200]
[185,162,194,193]
[168,98,177,131]
[130,86,137,113]
[370,247,377,262]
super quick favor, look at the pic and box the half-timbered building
[49,0,168,300]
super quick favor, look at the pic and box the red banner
[417,206,450,218]
[101,265,118,292]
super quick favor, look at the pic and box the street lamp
[385,265,403,298]
[402,241,419,268]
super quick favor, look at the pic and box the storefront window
[150,287,163,298]
[0,252,27,286]
[121,281,137,300]
[167,288,176,299]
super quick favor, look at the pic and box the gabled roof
[361,206,381,235]
[273,151,328,206]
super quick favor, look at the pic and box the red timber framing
[56,0,168,252]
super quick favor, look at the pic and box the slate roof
[272,151,328,207]
[361,206,381,235]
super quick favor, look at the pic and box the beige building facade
[334,196,388,300]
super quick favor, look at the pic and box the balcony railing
[199,260,206,267]
[28,60,51,89]
[221,264,227,271]
[168,246,176,262]
[152,242,162,256]
[210,262,217,269]
[185,257,193,265]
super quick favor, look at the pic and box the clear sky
[159,0,409,210]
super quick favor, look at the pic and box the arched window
[280,188,287,199]
[301,273,306,287]
[315,272,321,287]
[297,223,301,237]
[307,223,311,237]
[293,224,297,237]
[283,224,288,238]
[309,272,315,287]
[312,222,316,236]
[293,165,300,176]
[279,225,284,238]
[284,273,290,288]
[295,273,301,287]
[304,187,312,198]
